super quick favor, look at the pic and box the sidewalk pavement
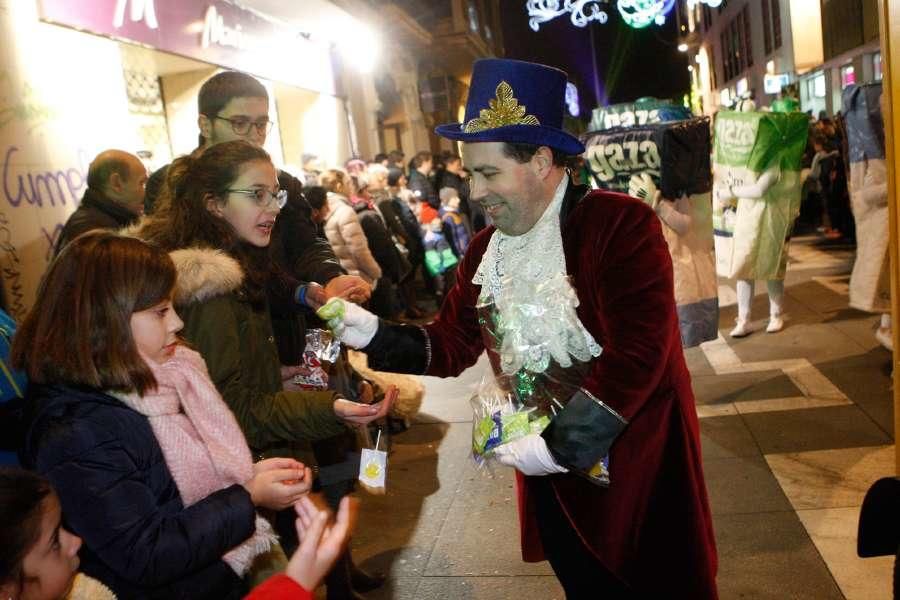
[347,235,894,600]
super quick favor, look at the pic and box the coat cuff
[362,321,430,374]
[540,388,628,472]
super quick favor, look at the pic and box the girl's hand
[286,496,358,592]
[253,457,305,476]
[333,386,396,426]
[281,365,306,382]
[243,466,312,510]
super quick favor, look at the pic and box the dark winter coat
[55,188,139,256]
[22,383,253,600]
[163,247,349,467]
[407,169,438,209]
[352,200,404,283]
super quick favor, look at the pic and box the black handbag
[858,477,900,557]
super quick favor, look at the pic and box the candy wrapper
[469,375,611,486]
[292,329,341,390]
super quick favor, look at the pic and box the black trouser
[532,478,637,600]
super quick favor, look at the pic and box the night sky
[501,3,690,121]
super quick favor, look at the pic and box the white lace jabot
[473,175,602,374]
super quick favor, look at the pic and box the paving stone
[714,511,844,600]
[703,455,793,515]
[692,371,801,405]
[742,405,891,455]
[700,415,761,460]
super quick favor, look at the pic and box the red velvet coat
[423,187,718,598]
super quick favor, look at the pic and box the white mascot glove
[628,172,657,206]
[316,298,379,349]
[493,433,569,477]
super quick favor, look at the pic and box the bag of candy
[292,329,341,390]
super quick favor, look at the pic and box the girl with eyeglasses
[134,140,391,551]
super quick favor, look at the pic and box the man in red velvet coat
[324,59,718,599]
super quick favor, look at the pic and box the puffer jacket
[323,192,382,285]
[166,247,349,465]
[22,383,253,599]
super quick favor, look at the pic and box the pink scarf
[113,345,276,575]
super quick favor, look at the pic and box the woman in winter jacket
[13,232,317,599]
[319,170,383,286]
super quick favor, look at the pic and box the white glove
[628,172,657,205]
[317,298,378,348]
[493,434,569,477]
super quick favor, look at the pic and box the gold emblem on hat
[463,81,541,133]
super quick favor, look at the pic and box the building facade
[0,0,388,317]
[676,0,881,116]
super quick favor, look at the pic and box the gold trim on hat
[463,81,541,133]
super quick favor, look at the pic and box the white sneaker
[766,315,785,333]
[875,327,894,351]
[730,320,752,338]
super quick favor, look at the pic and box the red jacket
[244,574,311,600]
[422,187,718,598]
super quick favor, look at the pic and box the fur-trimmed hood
[169,247,244,305]
[122,220,244,305]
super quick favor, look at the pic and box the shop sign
[37,0,336,94]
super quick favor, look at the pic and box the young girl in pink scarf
[15,232,352,599]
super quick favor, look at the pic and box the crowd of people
[299,148,486,320]
[1,56,814,600]
[0,69,433,600]
[800,112,854,242]
[0,50,891,599]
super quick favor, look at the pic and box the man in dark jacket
[54,150,146,256]
[378,169,425,318]
[407,151,438,209]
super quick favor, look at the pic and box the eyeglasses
[214,115,274,136]
[226,188,288,209]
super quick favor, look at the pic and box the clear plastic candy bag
[469,373,612,487]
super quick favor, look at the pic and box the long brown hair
[10,231,176,395]
[139,140,275,305]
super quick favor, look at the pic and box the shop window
[840,64,856,89]
[812,73,826,98]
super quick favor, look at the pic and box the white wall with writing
[0,1,139,319]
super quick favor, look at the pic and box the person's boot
[730,319,752,338]
[766,314,784,333]
[325,550,365,600]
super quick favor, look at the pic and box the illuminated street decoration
[526,0,609,31]
[526,0,676,31]
[617,0,676,28]
[565,82,580,117]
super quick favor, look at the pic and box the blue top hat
[435,59,585,155]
